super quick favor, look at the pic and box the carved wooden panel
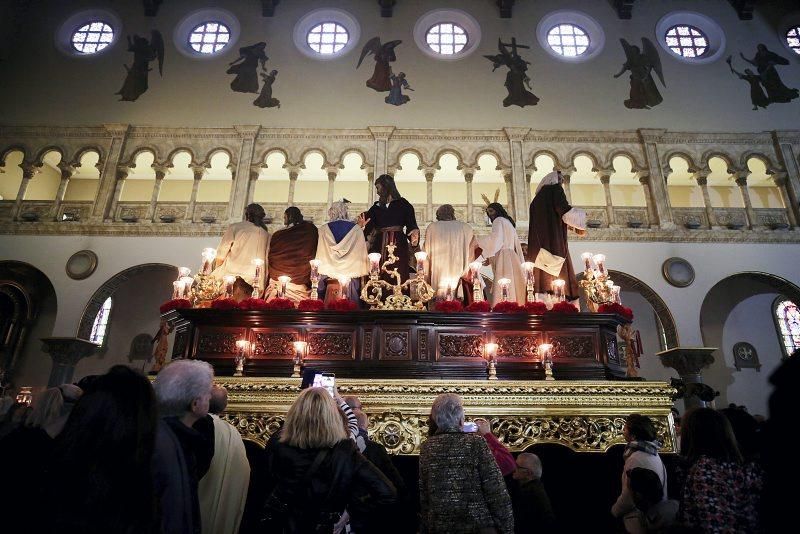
[173,329,189,359]
[307,331,355,360]
[605,334,619,364]
[418,329,429,361]
[252,331,296,359]
[363,331,373,360]
[496,334,541,359]
[549,335,595,360]
[197,330,243,355]
[381,331,410,360]
[437,333,484,359]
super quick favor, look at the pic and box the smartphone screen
[462,421,478,433]
[312,372,335,396]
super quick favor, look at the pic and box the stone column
[41,337,99,387]
[228,125,260,223]
[771,132,800,225]
[369,126,395,178]
[424,169,435,222]
[367,171,375,204]
[561,173,572,205]
[638,129,675,229]
[773,172,798,228]
[148,164,168,222]
[598,169,615,227]
[326,167,338,209]
[638,172,658,227]
[108,166,129,221]
[185,164,206,222]
[502,170,515,216]
[93,123,130,222]
[12,163,39,221]
[463,169,475,223]
[287,167,299,207]
[735,173,758,230]
[245,166,260,207]
[503,127,531,225]
[693,171,719,228]
[51,162,75,221]
[658,347,716,411]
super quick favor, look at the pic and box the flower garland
[327,299,358,311]
[598,302,634,321]
[465,301,491,313]
[549,301,580,314]
[298,299,325,311]
[159,298,191,314]
[264,297,296,310]
[434,300,464,313]
[524,301,548,315]
[492,301,525,314]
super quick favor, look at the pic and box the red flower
[211,298,239,310]
[549,301,580,314]
[159,299,191,314]
[465,301,491,313]
[264,297,296,310]
[298,299,325,311]
[327,299,358,311]
[492,301,525,314]
[598,302,634,321]
[434,300,464,313]
[239,298,269,310]
[524,301,548,315]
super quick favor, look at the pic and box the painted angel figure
[614,38,665,109]
[739,44,799,104]
[116,30,164,101]
[227,42,268,93]
[385,72,413,106]
[254,69,280,108]
[726,56,769,110]
[357,37,402,92]
[484,38,539,107]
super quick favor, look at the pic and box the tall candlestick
[415,251,427,280]
[552,279,565,302]
[180,276,194,300]
[592,254,606,276]
[252,258,264,283]
[309,259,321,296]
[278,275,291,298]
[445,278,456,301]
[580,252,594,273]
[292,341,307,378]
[172,280,183,299]
[538,343,554,380]
[223,275,236,297]
[368,253,382,278]
[234,339,248,376]
[498,278,511,302]
[470,261,483,302]
[611,285,622,305]
[484,342,498,381]
[338,275,351,299]
[201,248,216,275]
[522,261,535,303]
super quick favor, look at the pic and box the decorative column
[638,129,675,229]
[560,172,572,205]
[424,168,435,223]
[51,162,75,221]
[658,347,716,411]
[326,166,338,209]
[525,170,533,202]
[148,163,168,222]
[735,172,758,230]
[12,163,40,221]
[93,123,130,222]
[693,170,719,228]
[185,164,206,222]
[41,337,99,387]
[463,168,475,223]
[367,171,375,204]
[228,125,260,222]
[286,166,300,207]
[598,169,615,227]
[369,126,396,178]
[773,172,798,228]
[502,170,515,216]
[108,166,129,221]
[503,127,531,225]
[245,166,260,207]
[638,172,658,227]
[771,132,800,225]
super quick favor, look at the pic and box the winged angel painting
[357,37,402,92]
[484,38,539,107]
[614,38,665,109]
[116,31,164,102]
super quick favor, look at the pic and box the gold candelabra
[361,244,435,310]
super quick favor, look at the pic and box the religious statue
[150,319,172,373]
[729,45,798,107]
[116,31,164,102]
[357,37,402,92]
[424,204,476,303]
[253,69,281,108]
[476,202,526,307]
[265,207,319,302]
[314,200,370,304]
[617,323,643,378]
[484,38,539,107]
[227,42,268,93]
[614,38,665,109]
[212,203,270,291]
[385,72,413,106]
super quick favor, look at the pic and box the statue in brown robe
[265,207,319,302]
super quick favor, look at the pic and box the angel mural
[357,37,402,92]
[614,38,665,109]
[385,72,413,106]
[484,38,539,107]
[116,31,164,102]
[728,44,799,107]
[227,42,268,93]
[254,69,280,108]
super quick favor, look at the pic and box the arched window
[773,297,800,359]
[89,296,112,346]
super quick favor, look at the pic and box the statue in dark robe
[727,56,770,110]
[739,44,798,104]
[265,207,318,302]
[485,38,539,107]
[253,69,280,108]
[227,42,268,94]
[614,38,665,109]
[116,31,164,102]
[357,37,402,92]
[385,72,413,106]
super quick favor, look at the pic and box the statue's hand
[357,214,370,229]
[409,229,420,247]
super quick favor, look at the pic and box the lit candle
[172,280,183,299]
[469,261,483,302]
[178,266,191,279]
[293,340,307,361]
[445,278,456,301]
[538,343,553,362]
[234,339,248,376]
[415,251,427,280]
[278,275,291,298]
[223,275,236,297]
[611,285,622,305]
[552,279,565,302]
[581,252,594,273]
[338,275,351,298]
[522,261,535,302]
[592,254,606,276]
[498,278,511,302]
[368,253,382,278]
[180,276,194,299]
[252,258,264,284]
[201,248,216,275]
[484,342,498,360]
[309,259,321,284]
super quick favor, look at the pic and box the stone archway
[76,263,177,340]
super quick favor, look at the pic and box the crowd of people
[0,352,793,533]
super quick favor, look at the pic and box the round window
[71,21,114,54]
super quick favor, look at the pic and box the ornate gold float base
[217,377,677,455]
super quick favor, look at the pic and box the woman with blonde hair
[264,387,396,533]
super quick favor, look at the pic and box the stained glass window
[71,21,114,54]
[664,24,708,58]
[307,22,349,55]
[189,21,230,54]
[786,26,800,55]
[774,298,800,358]
[90,296,112,346]
[426,23,468,55]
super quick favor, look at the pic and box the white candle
[172,280,182,299]
[252,258,264,283]
[484,342,498,361]
[498,278,511,302]
[611,285,622,305]
[338,275,351,298]
[552,279,565,301]
[201,248,216,275]
[368,253,382,277]
[592,254,606,276]
[415,251,427,279]
[223,275,236,297]
[278,275,291,298]
[581,252,593,273]
[179,276,194,298]
[522,261,535,287]
[236,339,248,354]
[538,343,553,362]
[445,278,456,301]
[178,266,191,279]
[309,259,321,283]
[293,340,307,362]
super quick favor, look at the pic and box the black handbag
[260,449,331,532]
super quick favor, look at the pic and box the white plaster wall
[1,0,798,132]
[620,290,677,384]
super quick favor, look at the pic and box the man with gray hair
[512,452,556,533]
[423,204,477,303]
[314,199,370,303]
[153,359,215,534]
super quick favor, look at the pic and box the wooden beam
[613,0,636,20]
[143,0,163,17]
[496,0,515,19]
[261,0,280,17]
[728,0,757,20]
[378,0,396,18]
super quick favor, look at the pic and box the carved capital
[20,162,41,180]
[692,169,711,186]
[233,125,261,138]
[596,169,614,183]
[369,126,396,140]
[152,163,170,180]
[190,164,208,181]
[637,128,667,143]
[57,162,76,180]
[735,175,748,187]
[463,172,475,183]
[116,166,130,181]
[41,337,99,366]
[658,347,716,377]
[772,172,788,187]
[503,127,531,141]
[103,123,130,138]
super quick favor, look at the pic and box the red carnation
[598,302,634,321]
[434,300,464,313]
[549,301,580,314]
[298,299,325,311]
[264,297,296,310]
[211,298,239,310]
[492,301,525,314]
[327,299,358,311]
[524,301,548,315]
[239,298,269,310]
[159,298,191,314]
[465,301,491,313]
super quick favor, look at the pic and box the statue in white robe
[212,204,270,290]
[423,204,477,300]
[476,202,526,306]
